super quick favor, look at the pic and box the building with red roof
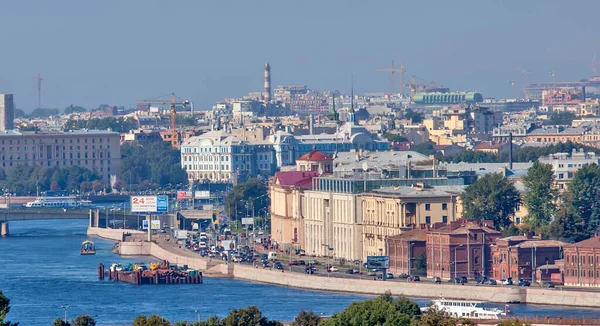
[296,150,333,174]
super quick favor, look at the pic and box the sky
[1,0,600,111]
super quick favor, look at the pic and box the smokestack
[264,63,271,102]
[508,132,513,170]
[309,114,314,135]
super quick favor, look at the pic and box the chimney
[309,114,314,135]
[264,63,271,102]
[508,132,513,170]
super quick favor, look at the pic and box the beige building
[0,130,120,184]
[0,94,14,132]
[362,185,459,261]
[579,100,600,117]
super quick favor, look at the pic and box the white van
[268,251,278,261]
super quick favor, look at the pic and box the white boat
[24,196,80,208]
[422,299,510,320]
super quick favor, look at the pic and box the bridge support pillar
[1,221,8,237]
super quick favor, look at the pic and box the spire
[351,75,355,112]
[329,92,338,121]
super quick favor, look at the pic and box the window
[442,216,448,223]
[425,204,431,211]
[425,216,431,224]
[442,203,447,210]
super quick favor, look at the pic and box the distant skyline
[1,0,600,111]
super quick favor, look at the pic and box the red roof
[297,150,332,161]
[274,171,318,189]
[473,142,508,150]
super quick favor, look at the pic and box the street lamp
[61,305,70,323]
[454,244,464,280]
[408,243,414,276]
[194,310,200,322]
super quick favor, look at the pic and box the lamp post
[61,305,70,323]
[408,243,414,276]
[454,244,464,280]
[194,310,200,322]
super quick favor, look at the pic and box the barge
[98,261,202,285]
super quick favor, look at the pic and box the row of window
[2,153,107,160]
[0,145,111,152]
[1,137,112,145]
[1,160,110,172]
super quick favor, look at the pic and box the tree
[544,205,586,242]
[13,109,26,118]
[291,311,321,326]
[568,163,600,239]
[224,179,269,225]
[496,319,531,326]
[29,108,60,118]
[522,161,556,230]
[461,173,520,229]
[133,316,148,326]
[220,306,281,326]
[382,133,408,143]
[0,290,17,326]
[53,319,68,326]
[72,315,96,326]
[64,106,87,114]
[320,295,419,326]
[145,315,171,326]
[404,109,423,124]
[415,306,473,326]
[393,297,421,317]
[543,112,576,126]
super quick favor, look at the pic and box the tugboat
[80,240,96,255]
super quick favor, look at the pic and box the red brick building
[427,221,501,280]
[491,236,565,282]
[387,229,427,275]
[563,235,600,287]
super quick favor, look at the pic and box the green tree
[321,295,419,326]
[404,109,423,123]
[522,161,556,230]
[176,115,197,127]
[64,106,87,114]
[496,319,531,326]
[29,108,60,118]
[53,319,69,326]
[393,297,421,317]
[461,173,520,229]
[410,142,437,156]
[72,315,96,326]
[13,109,26,118]
[568,163,600,239]
[133,315,148,326]
[414,306,473,326]
[145,315,171,326]
[291,311,321,326]
[220,306,281,326]
[382,132,408,143]
[224,178,269,225]
[0,290,18,326]
[544,205,586,242]
[543,111,576,126]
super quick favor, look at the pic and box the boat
[421,299,510,320]
[24,196,95,208]
[80,240,96,255]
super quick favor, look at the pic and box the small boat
[81,240,96,255]
[421,299,510,320]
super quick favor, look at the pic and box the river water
[0,220,598,325]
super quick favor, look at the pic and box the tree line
[461,160,600,243]
[0,165,104,196]
[64,117,138,133]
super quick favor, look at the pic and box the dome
[297,150,332,161]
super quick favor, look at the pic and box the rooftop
[0,129,119,136]
[297,150,331,162]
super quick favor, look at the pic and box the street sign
[367,256,390,269]
[195,190,210,199]
[241,217,254,225]
[131,195,168,213]
[142,219,161,230]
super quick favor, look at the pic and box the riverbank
[88,227,600,309]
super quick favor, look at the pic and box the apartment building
[0,94,14,131]
[562,235,600,287]
[538,150,600,191]
[0,130,120,184]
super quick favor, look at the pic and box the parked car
[288,261,299,266]
[298,260,306,265]
[502,278,514,286]
[408,276,420,282]
[352,268,360,274]
[305,266,314,274]
[485,279,498,285]
[327,266,339,272]
[386,273,394,279]
[368,269,377,276]
[459,276,468,284]
[518,279,531,287]
[541,281,555,288]
[274,262,283,270]
[433,277,441,284]
[398,273,409,279]
[346,269,354,274]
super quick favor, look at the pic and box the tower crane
[376,61,405,95]
[135,93,189,130]
[404,75,419,102]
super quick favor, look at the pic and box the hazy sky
[2,0,600,111]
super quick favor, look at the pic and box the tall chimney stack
[508,132,513,170]
[309,114,314,135]
[264,63,271,102]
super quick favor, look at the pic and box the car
[346,269,354,274]
[485,279,498,285]
[289,260,299,266]
[459,276,468,284]
[327,266,339,272]
[386,273,394,279]
[433,277,441,284]
[502,278,514,286]
[305,266,314,274]
[352,268,360,274]
[518,279,531,287]
[408,276,420,282]
[453,277,466,284]
[475,276,488,284]
[541,281,555,288]
[298,260,306,265]
[274,263,283,270]
[398,273,409,279]
[367,269,377,276]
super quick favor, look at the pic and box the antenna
[33,73,43,109]
[351,75,354,111]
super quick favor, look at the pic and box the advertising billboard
[367,256,390,269]
[219,240,236,251]
[142,219,162,230]
[195,190,211,199]
[177,191,193,199]
[241,217,254,225]
[131,196,168,213]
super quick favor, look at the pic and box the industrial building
[0,94,15,131]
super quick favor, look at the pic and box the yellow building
[361,184,460,262]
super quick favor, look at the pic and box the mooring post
[1,221,8,237]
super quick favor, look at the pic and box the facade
[386,229,427,275]
[491,236,565,282]
[296,150,333,174]
[427,221,501,280]
[0,94,15,131]
[562,235,600,287]
[269,171,317,250]
[181,130,276,183]
[580,100,600,117]
[0,130,120,184]
[538,150,600,191]
[414,92,483,105]
[362,185,460,261]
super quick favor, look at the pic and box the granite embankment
[89,227,600,308]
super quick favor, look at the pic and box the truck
[174,230,189,240]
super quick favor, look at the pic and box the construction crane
[135,93,189,130]
[376,61,405,95]
[405,75,418,102]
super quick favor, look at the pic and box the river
[0,220,598,325]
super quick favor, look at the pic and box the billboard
[220,240,236,251]
[195,190,210,199]
[177,191,193,199]
[367,256,390,269]
[241,217,254,225]
[142,219,162,230]
[131,196,168,213]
